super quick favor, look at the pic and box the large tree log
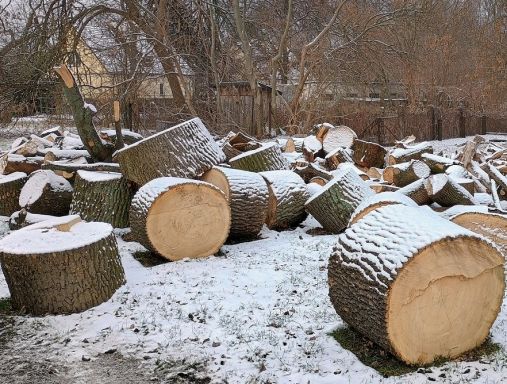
[329,204,505,365]
[0,215,125,315]
[70,170,135,228]
[398,179,432,205]
[201,167,269,238]
[129,177,230,261]
[116,117,225,185]
[19,170,73,216]
[259,170,310,230]
[0,154,43,175]
[351,139,387,168]
[229,143,289,173]
[388,142,433,165]
[54,65,114,162]
[322,125,357,154]
[0,172,27,216]
[305,168,374,233]
[383,160,431,187]
[426,174,475,206]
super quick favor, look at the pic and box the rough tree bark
[229,143,289,173]
[0,172,27,216]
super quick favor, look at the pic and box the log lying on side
[398,179,432,205]
[0,215,125,315]
[352,139,386,169]
[130,177,230,261]
[426,174,475,206]
[421,153,459,174]
[229,142,289,173]
[0,172,27,216]
[0,154,44,175]
[293,162,333,183]
[383,160,431,187]
[8,209,55,230]
[322,125,357,154]
[201,167,269,238]
[259,170,310,230]
[70,170,135,228]
[19,170,73,216]
[116,117,225,185]
[369,183,400,194]
[329,204,505,365]
[302,135,323,163]
[42,161,121,184]
[388,142,433,165]
[305,168,374,234]
[481,162,507,194]
[325,147,353,171]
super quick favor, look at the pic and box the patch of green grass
[0,297,13,314]
[330,325,501,377]
[132,251,170,267]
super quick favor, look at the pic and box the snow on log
[41,149,92,163]
[293,162,333,183]
[0,172,27,216]
[70,170,135,228]
[481,162,507,194]
[348,191,418,226]
[302,135,323,163]
[398,179,432,205]
[421,153,459,174]
[42,161,121,184]
[426,174,475,206]
[99,129,144,146]
[259,170,310,230]
[0,215,125,315]
[201,166,269,238]
[0,154,43,175]
[351,139,387,168]
[451,176,475,195]
[325,147,353,171]
[15,140,38,157]
[129,177,230,261]
[8,209,56,230]
[369,183,400,193]
[383,160,431,187]
[305,168,375,234]
[229,142,289,173]
[322,125,357,154]
[19,170,73,216]
[388,142,433,165]
[115,117,225,186]
[329,204,505,365]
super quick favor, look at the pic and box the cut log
[221,141,243,162]
[259,170,310,230]
[99,129,144,146]
[383,160,431,187]
[229,143,289,173]
[398,179,432,205]
[115,117,225,185]
[460,140,479,169]
[322,125,357,154]
[0,154,44,175]
[293,162,333,183]
[369,183,400,193]
[325,147,353,171]
[388,142,433,165]
[329,204,505,365]
[70,170,135,228]
[450,176,475,195]
[426,174,475,207]
[0,172,27,216]
[229,131,257,146]
[305,168,374,233]
[129,177,230,260]
[366,167,383,180]
[292,137,304,152]
[284,138,296,153]
[0,215,125,315]
[8,209,55,230]
[15,141,38,157]
[29,134,54,149]
[348,191,418,226]
[200,167,269,238]
[40,126,63,138]
[11,137,28,149]
[351,139,387,168]
[481,162,507,194]
[19,170,73,216]
[421,153,459,174]
[334,163,370,181]
[309,176,327,186]
[42,160,121,184]
[41,149,91,163]
[316,122,333,142]
[302,135,324,163]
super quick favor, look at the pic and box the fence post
[481,114,487,135]
[431,106,436,140]
[437,118,443,141]
[459,107,466,138]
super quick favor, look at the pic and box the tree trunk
[229,143,289,173]
[201,166,269,238]
[0,172,27,216]
[305,168,374,233]
[388,142,433,165]
[129,177,230,261]
[259,170,310,230]
[322,125,357,154]
[329,204,505,365]
[383,160,431,187]
[70,170,135,228]
[352,139,387,169]
[19,170,73,216]
[115,117,225,185]
[426,174,475,206]
[0,216,125,315]
[398,179,432,205]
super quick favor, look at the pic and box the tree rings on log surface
[130,177,230,261]
[329,204,505,365]
[0,215,125,315]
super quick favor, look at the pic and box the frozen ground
[2,121,507,383]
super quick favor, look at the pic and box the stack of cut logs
[0,116,506,365]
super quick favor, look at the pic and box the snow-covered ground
[2,122,507,382]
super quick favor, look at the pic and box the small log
[481,162,507,194]
[490,179,504,211]
[330,204,505,365]
[383,160,431,187]
[15,141,38,157]
[221,141,243,162]
[292,137,304,152]
[293,162,333,183]
[116,117,225,185]
[334,163,370,181]
[29,134,53,149]
[426,174,475,206]
[394,134,416,148]
[0,215,125,315]
[460,140,478,169]
[8,209,55,230]
[19,170,73,216]
[42,149,91,163]
[325,147,353,171]
[129,177,230,260]
[69,170,135,228]
[284,138,296,153]
[40,126,64,138]
[421,153,459,174]
[302,135,323,163]
[467,160,491,192]
[450,176,475,195]
[0,154,44,175]
[305,168,374,233]
[259,170,310,230]
[201,167,269,238]
[388,142,433,165]
[42,161,121,184]
[316,122,333,142]
[351,139,387,168]
[309,176,327,186]
[100,129,144,146]
[0,172,27,216]
[229,131,257,146]
[369,183,400,193]
[10,137,28,149]
[398,179,432,205]
[322,125,357,154]
[366,167,383,180]
[229,143,289,173]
